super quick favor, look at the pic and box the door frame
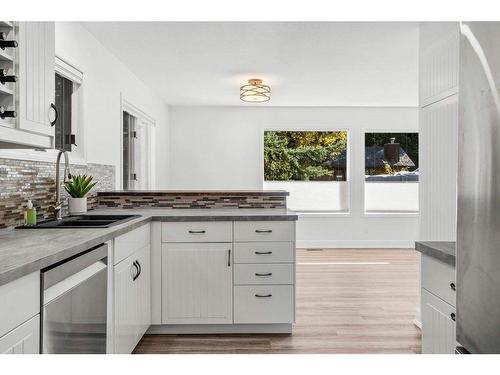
[119,94,156,190]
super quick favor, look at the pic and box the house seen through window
[364,132,419,213]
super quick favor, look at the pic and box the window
[121,102,155,190]
[364,132,419,213]
[54,57,84,161]
[54,73,74,151]
[263,130,349,212]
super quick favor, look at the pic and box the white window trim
[362,128,419,216]
[0,56,86,165]
[261,128,351,214]
[119,95,156,190]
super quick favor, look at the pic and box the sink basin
[16,214,141,229]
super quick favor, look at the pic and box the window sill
[363,212,419,218]
[297,211,352,218]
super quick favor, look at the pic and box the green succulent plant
[64,174,97,198]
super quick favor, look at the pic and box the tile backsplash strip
[97,191,287,210]
[0,158,115,229]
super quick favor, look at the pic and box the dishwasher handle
[43,260,107,305]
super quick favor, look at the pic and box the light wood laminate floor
[134,248,421,354]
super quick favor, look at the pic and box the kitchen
[0,1,499,372]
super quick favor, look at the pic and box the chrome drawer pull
[255,229,272,233]
[255,251,272,255]
[255,294,272,298]
[188,230,206,234]
[255,272,273,277]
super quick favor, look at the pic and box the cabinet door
[135,244,151,336]
[419,94,458,241]
[114,256,139,354]
[162,243,233,324]
[421,289,456,354]
[419,22,460,106]
[0,315,39,354]
[17,22,55,139]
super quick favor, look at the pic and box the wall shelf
[0,85,14,96]
[0,49,14,62]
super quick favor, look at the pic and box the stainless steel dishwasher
[41,243,108,354]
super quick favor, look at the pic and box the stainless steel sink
[16,214,141,229]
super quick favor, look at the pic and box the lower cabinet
[421,289,456,354]
[161,243,233,324]
[114,244,151,354]
[0,315,40,354]
[420,254,456,354]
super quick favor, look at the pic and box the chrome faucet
[54,150,72,220]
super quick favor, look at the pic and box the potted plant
[64,174,97,215]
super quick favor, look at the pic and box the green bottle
[26,200,37,226]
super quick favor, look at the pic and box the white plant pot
[68,197,87,215]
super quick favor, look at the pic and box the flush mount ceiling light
[240,78,271,103]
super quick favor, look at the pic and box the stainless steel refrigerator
[457,21,500,354]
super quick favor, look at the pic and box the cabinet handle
[136,260,142,279]
[450,282,456,291]
[227,249,231,267]
[50,103,58,127]
[132,261,141,281]
[255,272,272,277]
[130,261,138,281]
[255,251,272,255]
[255,229,272,233]
[255,294,272,298]
[188,230,206,234]
[450,312,456,321]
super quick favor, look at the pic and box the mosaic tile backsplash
[97,191,287,210]
[0,158,115,229]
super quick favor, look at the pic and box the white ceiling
[82,22,419,107]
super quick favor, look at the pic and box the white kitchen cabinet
[17,22,55,139]
[421,289,456,354]
[419,95,458,241]
[162,243,233,324]
[0,21,55,148]
[419,22,460,107]
[113,224,151,354]
[420,254,456,354]
[114,244,150,354]
[0,315,40,354]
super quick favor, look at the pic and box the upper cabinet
[419,22,460,107]
[0,21,55,149]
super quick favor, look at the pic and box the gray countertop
[415,241,456,267]
[0,208,297,287]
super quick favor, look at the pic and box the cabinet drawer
[0,315,40,354]
[421,288,456,354]
[234,285,294,324]
[114,223,150,265]
[234,221,294,242]
[234,264,294,285]
[0,272,40,338]
[421,254,456,307]
[234,242,294,263]
[162,222,232,243]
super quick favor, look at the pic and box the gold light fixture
[240,78,271,103]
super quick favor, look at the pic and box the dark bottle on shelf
[0,68,17,84]
[0,32,18,49]
[0,106,17,119]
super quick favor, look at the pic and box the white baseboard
[147,324,293,334]
[297,240,416,249]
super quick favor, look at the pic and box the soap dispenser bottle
[25,200,37,226]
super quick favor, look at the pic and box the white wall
[54,22,170,188]
[166,106,419,248]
